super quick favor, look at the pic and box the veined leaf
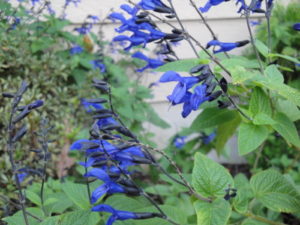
[272,113,300,148]
[191,108,236,130]
[250,169,300,213]
[192,153,234,198]
[194,198,231,225]
[238,123,269,155]
[249,87,272,117]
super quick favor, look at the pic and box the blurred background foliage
[0,0,168,212]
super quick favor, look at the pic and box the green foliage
[250,169,300,213]
[194,199,231,225]
[192,153,234,198]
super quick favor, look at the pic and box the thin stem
[7,100,29,225]
[85,156,92,201]
[188,0,230,58]
[150,147,211,202]
[98,140,180,225]
[243,211,286,225]
[265,0,272,63]
[245,11,264,74]
[253,143,265,170]
[167,0,199,58]
[0,195,42,222]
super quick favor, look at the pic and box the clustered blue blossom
[132,51,164,72]
[70,82,163,224]
[159,65,224,118]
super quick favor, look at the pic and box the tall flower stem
[98,141,180,225]
[188,0,230,58]
[167,0,199,58]
[245,10,264,74]
[6,84,30,225]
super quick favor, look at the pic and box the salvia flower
[173,136,187,149]
[65,0,80,6]
[159,71,200,105]
[90,60,106,73]
[70,45,84,55]
[200,0,230,13]
[132,51,164,72]
[293,23,300,31]
[92,204,161,225]
[202,132,216,144]
[206,39,250,54]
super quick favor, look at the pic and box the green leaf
[238,123,269,155]
[242,218,267,225]
[251,74,300,107]
[250,169,300,213]
[191,108,236,130]
[194,198,231,225]
[255,40,269,57]
[230,66,257,85]
[264,65,284,83]
[249,87,272,117]
[192,153,234,198]
[233,174,253,214]
[62,182,90,209]
[26,190,41,206]
[253,113,276,125]
[276,99,300,122]
[58,210,100,225]
[268,53,300,64]
[155,58,200,72]
[215,113,241,154]
[40,216,60,225]
[3,208,44,225]
[271,113,300,147]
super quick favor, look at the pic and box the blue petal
[92,204,116,213]
[91,184,109,204]
[84,168,111,182]
[159,71,182,83]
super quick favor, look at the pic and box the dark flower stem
[167,0,199,58]
[85,156,92,201]
[188,0,230,58]
[265,0,272,58]
[0,195,42,222]
[7,97,30,225]
[245,11,264,74]
[98,141,180,225]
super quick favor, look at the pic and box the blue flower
[250,20,261,26]
[138,0,173,13]
[90,60,106,73]
[173,136,186,149]
[190,85,211,110]
[92,204,159,225]
[70,45,83,55]
[206,40,249,54]
[293,23,300,31]
[132,52,164,72]
[159,71,200,105]
[200,0,230,13]
[65,0,80,6]
[236,0,247,13]
[85,168,127,203]
[202,132,216,144]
